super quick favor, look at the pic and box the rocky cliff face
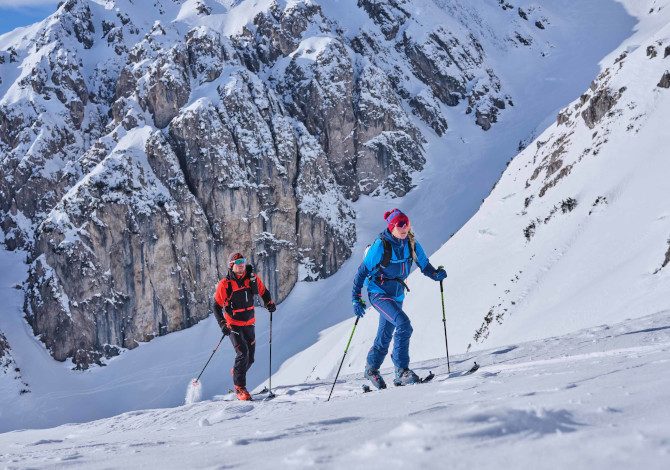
[0,0,547,368]
[0,331,29,394]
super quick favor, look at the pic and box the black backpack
[367,231,418,271]
[225,264,259,298]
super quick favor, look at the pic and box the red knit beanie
[384,208,409,231]
[228,252,245,268]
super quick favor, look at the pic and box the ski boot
[235,385,252,401]
[364,364,387,390]
[393,367,420,386]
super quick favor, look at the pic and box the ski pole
[195,333,227,383]
[438,265,451,373]
[327,317,360,402]
[267,311,275,398]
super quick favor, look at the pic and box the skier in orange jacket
[213,252,276,401]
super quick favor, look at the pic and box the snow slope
[0,311,668,468]
[0,0,639,432]
[275,0,670,384]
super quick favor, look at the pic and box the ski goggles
[232,258,247,265]
[396,219,409,228]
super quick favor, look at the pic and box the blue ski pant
[366,292,413,370]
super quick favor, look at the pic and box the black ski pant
[229,325,255,387]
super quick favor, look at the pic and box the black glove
[266,301,276,313]
[219,321,231,336]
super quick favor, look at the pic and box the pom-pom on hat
[384,208,409,232]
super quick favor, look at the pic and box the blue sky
[0,1,59,36]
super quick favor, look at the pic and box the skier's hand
[425,263,447,281]
[432,267,447,282]
[353,297,367,318]
[219,321,231,336]
[266,301,276,313]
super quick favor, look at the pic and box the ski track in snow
[0,312,669,469]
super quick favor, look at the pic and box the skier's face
[232,262,246,276]
[392,221,410,239]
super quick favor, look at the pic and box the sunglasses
[232,258,247,265]
[396,220,409,228]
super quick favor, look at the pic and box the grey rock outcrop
[0,331,29,394]
[0,332,9,364]
[581,86,624,129]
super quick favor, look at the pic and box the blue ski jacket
[352,230,442,303]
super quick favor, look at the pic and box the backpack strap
[223,273,236,310]
[246,264,259,295]
[379,238,392,268]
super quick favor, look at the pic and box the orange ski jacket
[213,268,272,327]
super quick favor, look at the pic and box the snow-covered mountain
[0,0,551,370]
[1,311,668,468]
[277,0,670,385]
[0,0,649,434]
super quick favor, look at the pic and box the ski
[466,361,480,374]
[420,371,435,383]
[226,388,277,401]
[257,387,277,400]
[362,371,434,393]
[445,362,480,378]
[361,363,478,394]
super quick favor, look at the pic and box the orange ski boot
[235,385,252,401]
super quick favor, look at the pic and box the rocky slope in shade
[0,330,30,395]
[0,0,549,368]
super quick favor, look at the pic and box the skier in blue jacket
[352,208,447,388]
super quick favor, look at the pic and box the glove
[424,263,447,282]
[266,301,276,313]
[353,297,367,318]
[432,267,447,282]
[219,321,231,336]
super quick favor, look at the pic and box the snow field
[0,311,668,468]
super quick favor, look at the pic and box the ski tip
[420,372,435,383]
